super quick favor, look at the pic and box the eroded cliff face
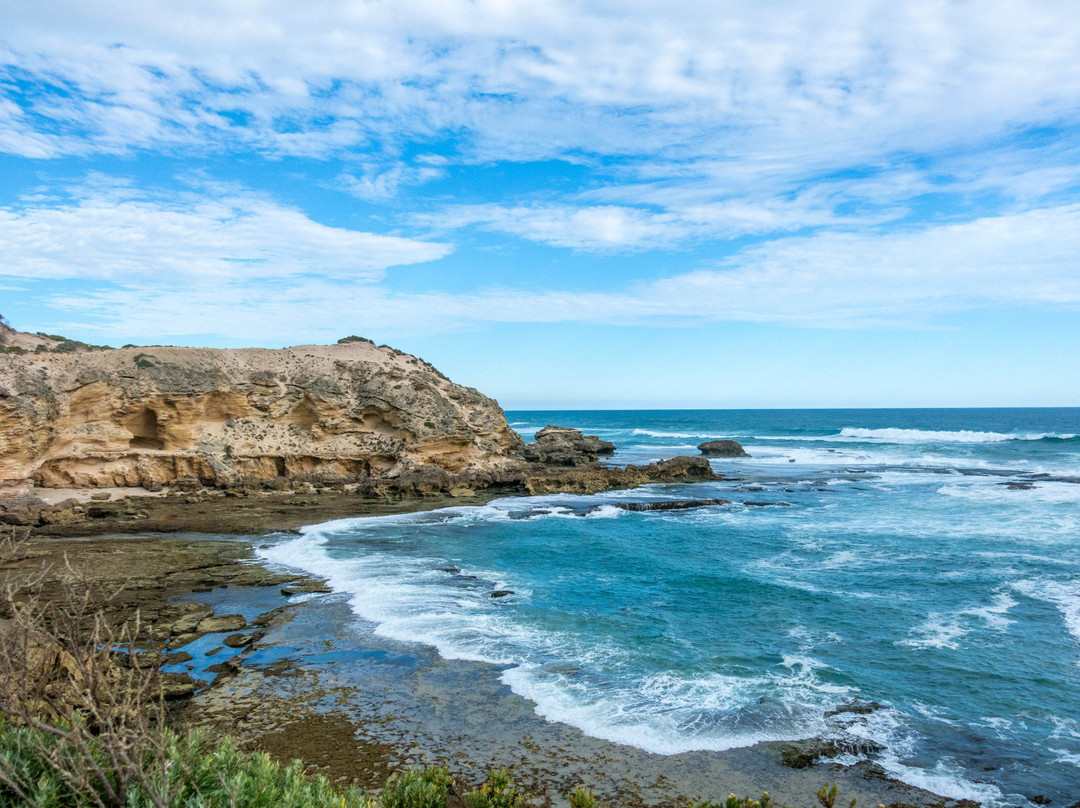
[0,340,526,495]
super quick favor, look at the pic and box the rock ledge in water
[612,499,730,512]
[523,426,616,467]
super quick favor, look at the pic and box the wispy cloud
[26,189,1080,343]
[4,2,1080,184]
[0,177,451,287]
[335,161,448,202]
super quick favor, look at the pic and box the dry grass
[0,527,175,807]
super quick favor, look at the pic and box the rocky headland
[0,323,718,533]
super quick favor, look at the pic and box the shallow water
[259,408,1080,806]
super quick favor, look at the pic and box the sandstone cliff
[0,336,525,496]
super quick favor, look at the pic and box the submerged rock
[778,736,885,769]
[196,614,247,633]
[612,498,730,512]
[281,580,333,596]
[697,439,749,457]
[825,699,884,718]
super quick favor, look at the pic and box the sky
[1,1,1079,408]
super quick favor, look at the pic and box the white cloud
[3,2,1080,173]
[335,163,447,202]
[422,190,904,251]
[32,201,1080,343]
[422,204,690,251]
[4,3,1080,346]
[0,180,451,285]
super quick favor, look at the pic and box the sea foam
[838,427,1077,444]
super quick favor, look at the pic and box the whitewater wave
[1013,579,1080,651]
[257,521,858,756]
[938,480,1080,505]
[900,593,1016,650]
[837,427,1077,444]
[631,428,729,439]
[832,708,1008,805]
[502,660,849,755]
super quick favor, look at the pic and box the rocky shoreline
[1,322,729,536]
[0,451,721,538]
[1,528,974,808]
[0,329,979,805]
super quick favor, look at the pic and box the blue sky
[1,1,1079,408]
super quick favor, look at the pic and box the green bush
[466,768,524,808]
[0,720,371,808]
[338,335,374,345]
[688,793,778,808]
[379,766,451,808]
[568,786,597,808]
[816,782,854,808]
[50,338,114,353]
[151,731,370,808]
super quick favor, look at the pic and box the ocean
[259,409,1080,805]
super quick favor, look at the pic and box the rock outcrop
[523,456,719,496]
[697,439,749,457]
[0,336,525,497]
[522,426,616,466]
[1,323,729,531]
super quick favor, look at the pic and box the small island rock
[698,439,749,457]
[523,426,616,467]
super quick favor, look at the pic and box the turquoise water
[261,409,1080,805]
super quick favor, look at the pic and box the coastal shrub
[465,768,525,808]
[379,766,451,808]
[51,338,113,353]
[688,793,778,808]
[568,785,597,808]
[148,730,370,808]
[338,335,374,345]
[0,549,175,807]
[816,782,854,808]
[0,722,372,808]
